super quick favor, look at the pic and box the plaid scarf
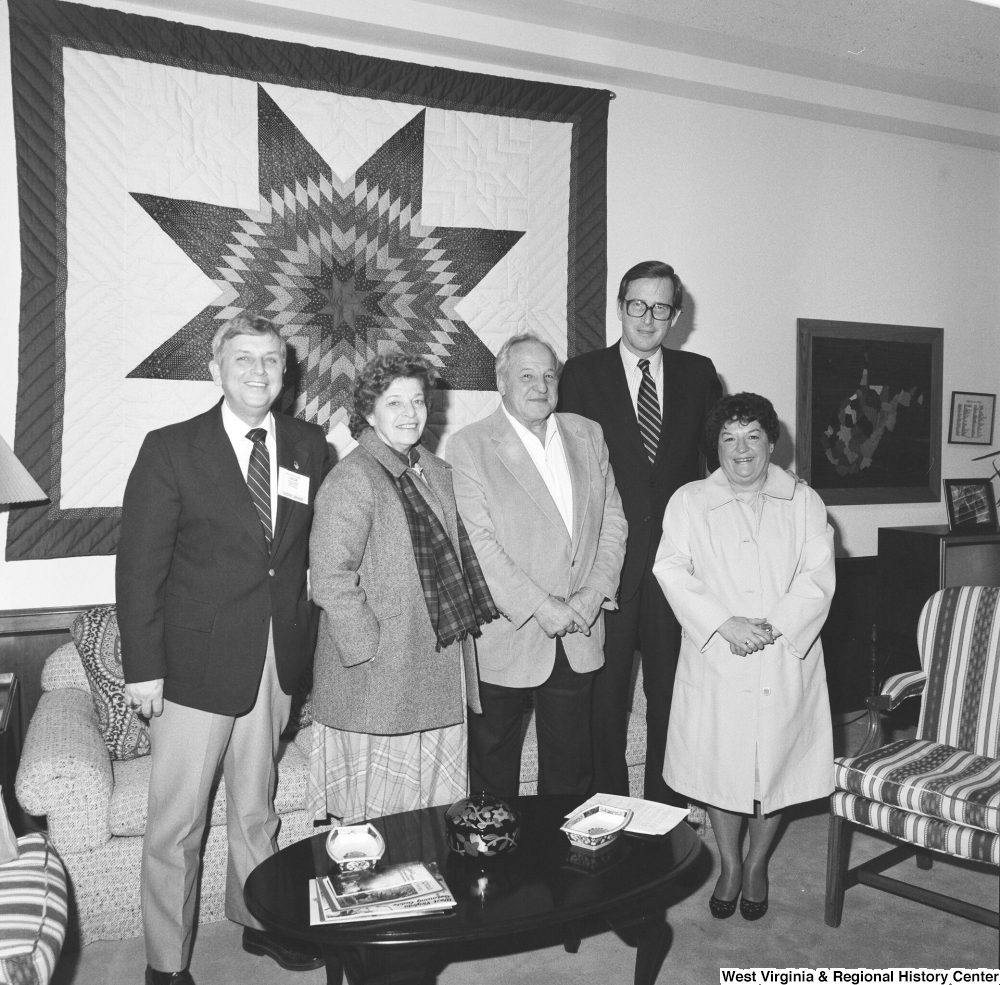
[386,466,498,651]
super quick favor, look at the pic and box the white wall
[1,0,998,607]
[604,91,1000,555]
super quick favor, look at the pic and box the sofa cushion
[72,606,150,762]
[107,757,153,837]
[835,737,1000,834]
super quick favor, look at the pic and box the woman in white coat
[653,393,835,921]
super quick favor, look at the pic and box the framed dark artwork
[948,391,996,446]
[796,320,943,505]
[944,479,998,533]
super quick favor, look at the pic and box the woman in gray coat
[306,353,496,824]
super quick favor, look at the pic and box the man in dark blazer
[558,260,722,805]
[117,314,330,985]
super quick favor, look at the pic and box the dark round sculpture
[444,793,521,858]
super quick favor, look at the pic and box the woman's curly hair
[349,352,438,438]
[703,392,780,457]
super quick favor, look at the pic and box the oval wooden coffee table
[245,794,704,985]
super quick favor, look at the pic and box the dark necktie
[246,428,272,549]
[637,359,661,465]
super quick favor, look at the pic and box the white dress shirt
[501,404,574,536]
[221,399,278,530]
[619,340,664,416]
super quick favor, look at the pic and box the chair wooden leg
[825,813,851,928]
[915,849,933,870]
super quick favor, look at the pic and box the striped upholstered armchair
[825,585,1000,929]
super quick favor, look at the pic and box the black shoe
[709,892,739,919]
[242,927,324,971]
[145,968,195,985]
[740,891,769,920]
[740,875,771,920]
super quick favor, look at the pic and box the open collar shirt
[501,403,574,536]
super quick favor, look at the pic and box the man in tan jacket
[448,333,627,801]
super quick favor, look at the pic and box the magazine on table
[309,861,456,925]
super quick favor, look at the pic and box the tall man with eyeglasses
[558,260,721,805]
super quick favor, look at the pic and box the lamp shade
[0,434,47,506]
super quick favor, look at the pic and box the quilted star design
[128,86,524,426]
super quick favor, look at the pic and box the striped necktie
[245,428,272,549]
[637,358,661,465]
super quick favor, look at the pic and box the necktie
[246,428,272,549]
[637,359,661,465]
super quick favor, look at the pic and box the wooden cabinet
[876,524,1000,684]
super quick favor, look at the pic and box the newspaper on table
[309,861,456,925]
[567,794,689,836]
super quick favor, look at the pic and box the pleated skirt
[306,720,468,824]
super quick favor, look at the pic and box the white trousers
[141,630,291,972]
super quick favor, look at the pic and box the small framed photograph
[948,391,996,446]
[944,479,999,533]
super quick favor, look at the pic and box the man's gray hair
[210,312,287,361]
[494,332,562,384]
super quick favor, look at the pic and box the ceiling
[419,0,1000,111]
[120,0,1000,114]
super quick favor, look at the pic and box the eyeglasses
[623,299,677,321]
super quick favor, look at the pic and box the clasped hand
[717,616,782,656]
[533,588,604,638]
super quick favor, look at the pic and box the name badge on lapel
[277,467,309,504]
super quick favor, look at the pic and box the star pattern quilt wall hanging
[129,89,522,428]
[6,0,610,560]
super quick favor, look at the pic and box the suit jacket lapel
[193,403,270,557]
[559,416,591,553]
[272,415,318,557]
[491,410,572,546]
[422,459,458,533]
[272,416,293,555]
[656,346,684,468]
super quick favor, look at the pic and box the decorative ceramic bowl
[444,793,521,857]
[560,804,632,853]
[325,823,386,871]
